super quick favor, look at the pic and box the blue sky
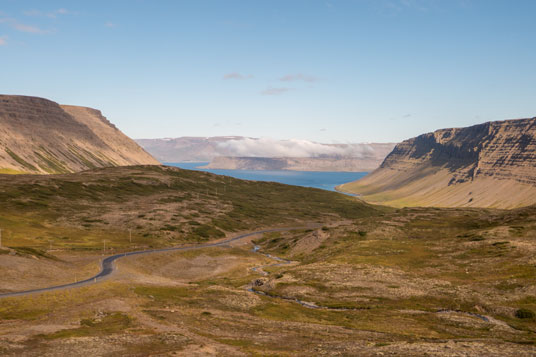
[1,0,535,143]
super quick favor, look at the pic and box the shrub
[193,224,225,239]
[515,308,535,319]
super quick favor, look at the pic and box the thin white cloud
[379,0,436,14]
[23,8,71,18]
[23,10,41,17]
[279,73,318,83]
[217,137,376,158]
[399,0,431,11]
[0,17,47,34]
[14,22,44,33]
[261,87,291,96]
[223,72,253,80]
[0,36,6,45]
[104,21,116,28]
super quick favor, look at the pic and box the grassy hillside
[0,165,381,252]
[249,205,536,347]
[2,165,535,355]
[2,197,535,354]
[338,167,536,208]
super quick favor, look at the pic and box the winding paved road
[0,226,315,299]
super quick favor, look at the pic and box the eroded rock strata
[0,95,159,174]
[340,118,536,208]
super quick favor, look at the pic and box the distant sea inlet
[167,162,368,193]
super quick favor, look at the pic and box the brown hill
[339,117,536,208]
[0,95,159,174]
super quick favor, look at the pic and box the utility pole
[129,229,132,244]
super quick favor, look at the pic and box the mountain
[136,136,395,172]
[201,151,393,172]
[0,95,159,174]
[338,117,536,208]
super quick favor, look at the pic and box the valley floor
[1,209,536,356]
[0,166,535,356]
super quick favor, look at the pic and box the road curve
[0,226,316,299]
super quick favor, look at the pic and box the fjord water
[167,162,368,192]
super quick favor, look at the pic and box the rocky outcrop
[0,95,159,174]
[339,118,536,208]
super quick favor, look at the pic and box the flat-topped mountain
[0,95,159,174]
[339,117,536,208]
[137,136,395,172]
[201,152,392,172]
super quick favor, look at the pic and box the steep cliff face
[339,118,536,208]
[0,95,160,174]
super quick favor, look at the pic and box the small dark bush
[193,224,224,239]
[515,308,535,319]
[470,236,485,241]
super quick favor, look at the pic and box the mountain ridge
[339,117,536,208]
[201,154,391,172]
[137,137,395,172]
[0,95,160,174]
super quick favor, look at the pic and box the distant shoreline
[165,162,371,174]
[166,162,369,193]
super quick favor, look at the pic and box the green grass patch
[4,148,38,172]
[41,312,132,339]
[0,168,27,174]
[134,286,190,302]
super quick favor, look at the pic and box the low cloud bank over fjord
[216,137,376,158]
